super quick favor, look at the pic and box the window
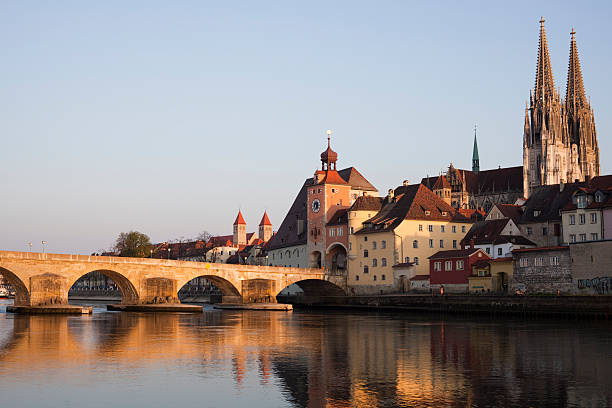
[425,210,431,216]
[337,228,343,236]
[355,275,359,281]
[577,195,587,208]
[579,214,586,224]
[363,266,369,274]
[429,239,434,248]
[453,240,457,249]
[434,261,442,271]
[364,236,368,242]
[372,258,378,267]
[462,226,466,233]
[542,227,547,236]
[486,248,490,254]
[526,227,532,235]
[534,257,543,266]
[414,257,419,265]
[456,260,464,270]
[580,233,587,242]
[440,240,444,248]
[413,240,418,248]
[428,225,433,232]
[405,257,410,263]
[591,233,599,241]
[372,241,377,249]
[570,234,576,243]
[364,249,369,257]
[591,213,597,224]
[452,226,456,233]
[519,258,529,267]
[381,258,387,266]
[441,225,445,233]
[419,224,423,231]
[373,275,377,281]
[381,240,386,249]
[381,274,386,281]
[350,227,354,234]
[569,214,576,225]
[498,248,502,256]
[331,188,336,193]
[550,256,559,266]
[445,261,452,271]
[329,229,335,237]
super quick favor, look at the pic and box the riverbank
[282,294,612,319]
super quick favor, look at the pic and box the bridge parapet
[0,250,340,306]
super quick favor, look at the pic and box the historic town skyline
[1,2,611,254]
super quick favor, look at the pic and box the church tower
[472,126,480,174]
[523,18,600,198]
[233,210,246,246]
[258,211,273,243]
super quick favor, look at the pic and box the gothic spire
[472,125,480,174]
[565,29,587,115]
[534,17,556,103]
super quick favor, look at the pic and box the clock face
[311,198,321,213]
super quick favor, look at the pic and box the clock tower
[307,131,351,268]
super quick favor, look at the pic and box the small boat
[0,287,9,299]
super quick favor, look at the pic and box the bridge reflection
[0,310,610,407]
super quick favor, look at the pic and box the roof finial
[326,129,332,147]
[571,27,575,39]
[540,16,545,27]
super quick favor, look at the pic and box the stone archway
[178,275,242,304]
[277,279,345,298]
[326,243,347,274]
[0,267,30,306]
[69,269,139,305]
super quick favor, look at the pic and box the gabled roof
[494,204,523,223]
[349,195,383,211]
[356,183,471,234]
[462,219,511,245]
[337,167,378,191]
[259,211,272,226]
[422,166,523,196]
[233,211,246,225]
[265,181,309,251]
[432,174,450,190]
[327,209,348,226]
[429,248,486,260]
[320,170,348,185]
[519,184,580,223]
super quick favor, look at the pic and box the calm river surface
[1,299,611,408]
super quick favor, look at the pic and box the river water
[0,299,610,408]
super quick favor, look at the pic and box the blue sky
[1,1,610,254]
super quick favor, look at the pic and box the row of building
[111,18,608,298]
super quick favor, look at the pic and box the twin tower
[523,18,600,197]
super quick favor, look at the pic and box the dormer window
[595,192,603,203]
[425,210,431,216]
[576,195,587,209]
[442,211,448,216]
[533,210,540,217]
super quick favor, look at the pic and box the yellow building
[348,183,474,295]
[468,257,514,293]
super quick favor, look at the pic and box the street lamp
[41,240,47,254]
[167,248,171,259]
[28,242,32,252]
[150,249,153,258]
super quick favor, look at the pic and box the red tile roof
[327,208,348,226]
[422,166,523,196]
[429,248,486,260]
[259,211,272,226]
[349,195,383,211]
[494,204,523,223]
[433,174,450,190]
[320,170,348,185]
[233,211,246,225]
[337,167,378,191]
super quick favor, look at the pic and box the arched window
[413,240,418,248]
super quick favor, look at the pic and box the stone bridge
[0,251,346,306]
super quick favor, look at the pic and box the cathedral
[523,18,600,198]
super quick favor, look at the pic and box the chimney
[403,180,410,186]
[470,238,475,249]
[388,188,394,201]
[560,180,565,192]
[460,240,466,250]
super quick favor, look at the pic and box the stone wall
[570,241,612,295]
[512,248,572,294]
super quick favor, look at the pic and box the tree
[114,231,152,258]
[197,230,213,242]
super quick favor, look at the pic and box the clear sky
[1,1,610,254]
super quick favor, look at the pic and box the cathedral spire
[534,17,556,103]
[471,124,479,174]
[565,29,587,115]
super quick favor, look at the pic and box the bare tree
[197,230,213,242]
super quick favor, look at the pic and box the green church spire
[472,124,480,174]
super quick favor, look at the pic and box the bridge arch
[177,275,241,304]
[277,278,345,298]
[68,269,139,305]
[0,267,30,306]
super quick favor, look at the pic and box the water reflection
[0,301,610,407]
